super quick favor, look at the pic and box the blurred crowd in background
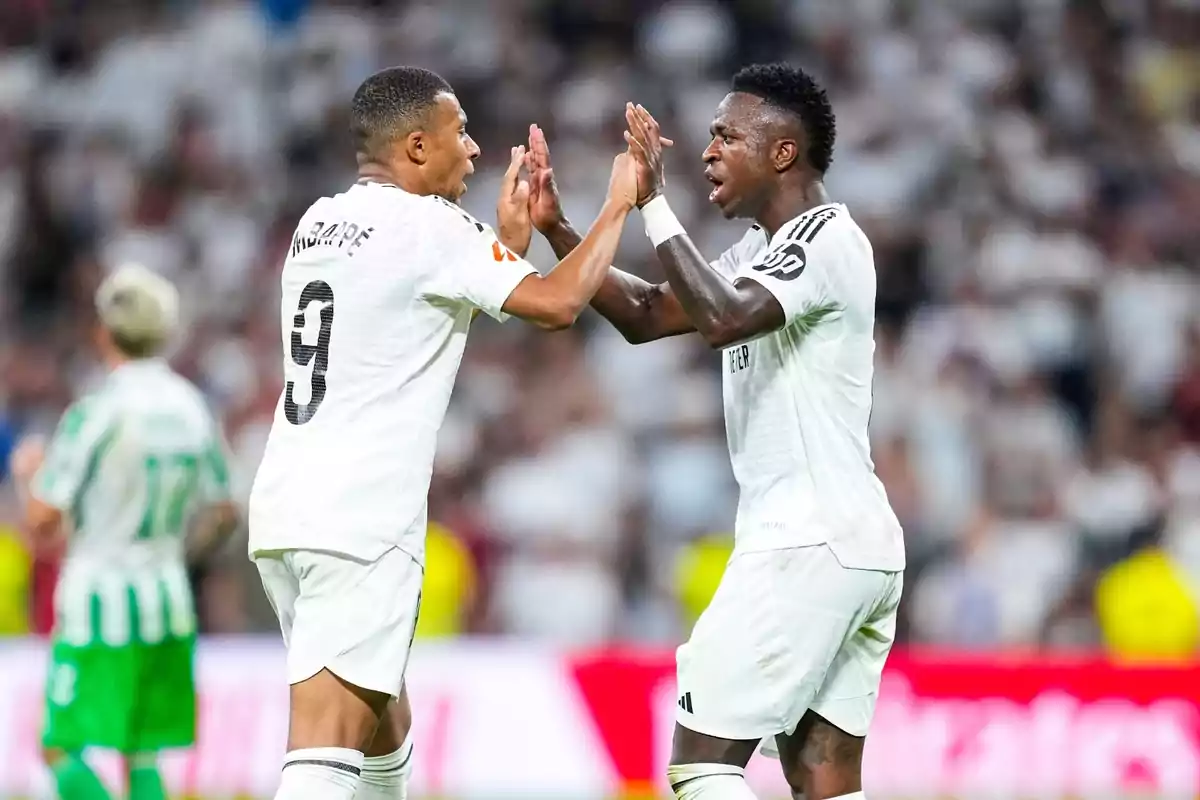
[0,0,1198,658]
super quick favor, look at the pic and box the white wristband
[641,195,686,248]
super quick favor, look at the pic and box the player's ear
[773,139,799,173]
[405,131,429,166]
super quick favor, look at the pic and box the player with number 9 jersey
[246,66,638,800]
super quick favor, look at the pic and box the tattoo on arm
[546,222,693,343]
[655,236,783,349]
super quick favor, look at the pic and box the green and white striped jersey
[31,358,232,648]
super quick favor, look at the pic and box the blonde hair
[94,264,180,358]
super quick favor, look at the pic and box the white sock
[667,763,759,799]
[275,747,363,800]
[354,738,413,800]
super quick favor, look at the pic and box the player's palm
[607,151,639,209]
[528,171,563,233]
[525,124,566,234]
[496,145,533,256]
[623,103,674,207]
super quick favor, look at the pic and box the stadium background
[0,0,1198,797]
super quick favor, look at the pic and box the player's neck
[356,163,424,195]
[104,354,131,372]
[755,180,831,238]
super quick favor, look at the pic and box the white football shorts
[254,546,423,698]
[675,543,902,754]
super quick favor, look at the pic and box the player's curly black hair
[350,66,454,158]
[731,63,836,174]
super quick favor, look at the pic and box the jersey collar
[110,357,168,380]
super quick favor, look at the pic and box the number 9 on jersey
[285,280,336,426]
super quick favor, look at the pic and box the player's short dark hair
[731,63,836,174]
[350,66,454,158]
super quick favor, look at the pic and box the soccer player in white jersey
[247,66,637,800]
[525,63,906,800]
[9,265,239,800]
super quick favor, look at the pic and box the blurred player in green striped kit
[9,265,240,800]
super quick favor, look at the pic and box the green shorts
[42,635,197,753]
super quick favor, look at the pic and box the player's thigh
[674,547,865,752]
[366,685,413,758]
[289,668,392,751]
[774,710,865,800]
[286,546,423,699]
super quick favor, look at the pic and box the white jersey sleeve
[418,197,537,321]
[196,423,233,504]
[31,395,118,512]
[712,225,769,281]
[734,206,852,332]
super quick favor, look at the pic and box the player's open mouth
[706,174,725,204]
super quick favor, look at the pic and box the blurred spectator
[673,534,733,633]
[1095,537,1200,662]
[415,522,478,640]
[0,524,29,634]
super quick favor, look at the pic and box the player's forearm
[20,495,65,556]
[544,220,690,344]
[542,219,583,261]
[654,235,757,348]
[497,224,531,258]
[539,201,631,325]
[188,501,240,564]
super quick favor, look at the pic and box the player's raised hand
[623,103,675,208]
[607,150,639,210]
[495,145,533,257]
[525,124,566,234]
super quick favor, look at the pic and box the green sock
[127,757,168,800]
[50,753,112,800]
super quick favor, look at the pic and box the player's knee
[366,694,412,757]
[666,763,758,799]
[785,715,864,800]
[288,669,390,750]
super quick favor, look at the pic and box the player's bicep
[738,236,839,333]
[498,272,571,328]
[643,279,696,338]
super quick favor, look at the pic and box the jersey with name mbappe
[248,183,535,564]
[711,203,905,572]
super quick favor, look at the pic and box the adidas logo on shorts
[677,692,693,713]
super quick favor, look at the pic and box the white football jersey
[711,203,905,572]
[248,182,536,563]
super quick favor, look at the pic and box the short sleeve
[31,398,118,511]
[711,225,768,280]
[420,199,538,322]
[196,423,233,504]
[736,207,846,332]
